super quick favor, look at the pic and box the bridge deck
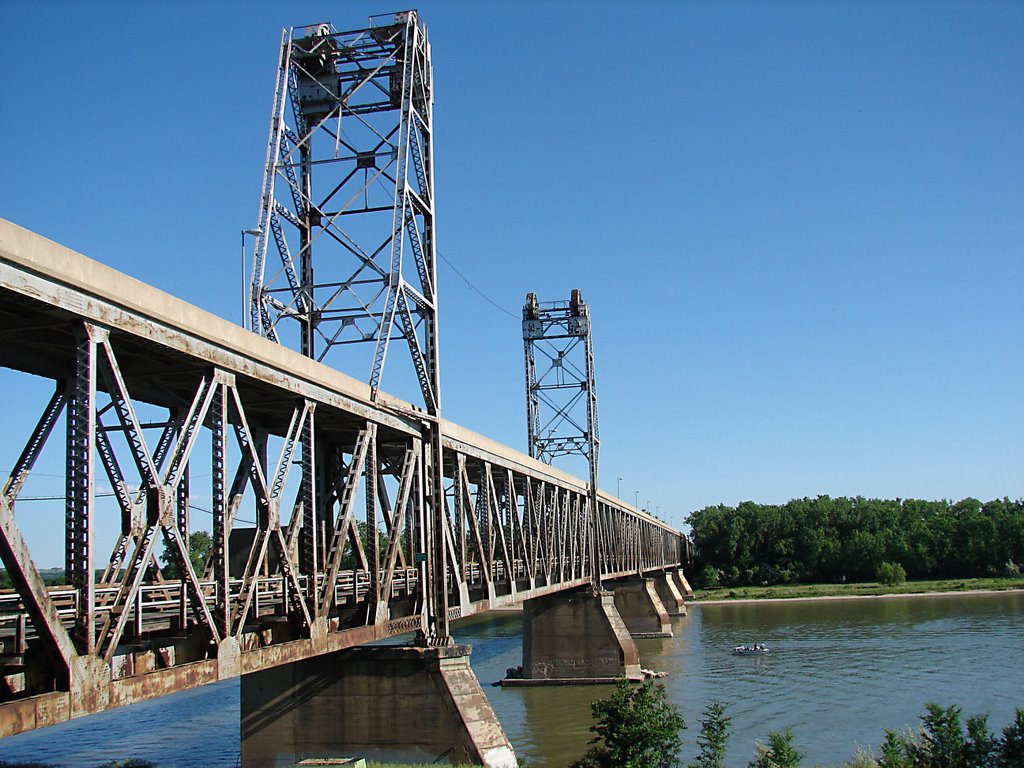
[0,218,684,735]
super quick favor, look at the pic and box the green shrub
[569,679,686,768]
[748,728,803,768]
[689,701,731,768]
[696,564,720,589]
[876,562,907,587]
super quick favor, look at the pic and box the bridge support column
[240,645,516,768]
[514,587,641,683]
[653,572,687,616]
[672,569,695,599]
[611,578,673,638]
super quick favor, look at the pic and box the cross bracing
[0,218,684,735]
[247,12,440,415]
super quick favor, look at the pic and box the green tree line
[686,496,1024,588]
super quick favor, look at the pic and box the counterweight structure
[248,11,440,413]
[523,289,602,588]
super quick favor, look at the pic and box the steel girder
[0,277,683,730]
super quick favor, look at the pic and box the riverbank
[692,575,1024,604]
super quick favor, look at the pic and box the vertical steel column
[211,379,229,637]
[66,323,102,654]
[425,427,449,641]
[300,403,318,588]
[366,428,380,613]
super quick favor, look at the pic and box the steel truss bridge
[0,218,685,735]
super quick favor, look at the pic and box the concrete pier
[672,569,695,599]
[611,578,673,638]
[241,645,516,768]
[653,572,687,616]
[516,587,641,683]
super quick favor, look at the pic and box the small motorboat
[733,643,770,656]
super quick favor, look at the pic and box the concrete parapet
[653,573,687,616]
[518,587,641,683]
[240,645,516,768]
[672,569,695,599]
[611,578,673,638]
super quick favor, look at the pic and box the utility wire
[437,250,519,320]
[367,174,518,320]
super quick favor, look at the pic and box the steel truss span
[0,218,683,735]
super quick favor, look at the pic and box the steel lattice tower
[523,290,600,467]
[248,11,440,413]
[247,11,449,643]
[523,290,602,588]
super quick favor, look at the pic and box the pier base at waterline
[653,572,687,616]
[240,645,516,768]
[672,569,695,599]
[611,578,673,638]
[508,587,642,685]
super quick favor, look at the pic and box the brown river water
[0,591,1020,767]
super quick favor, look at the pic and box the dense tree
[570,680,686,768]
[687,497,1024,588]
[159,531,212,579]
[877,704,1024,768]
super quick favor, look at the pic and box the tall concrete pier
[517,588,642,683]
[241,646,516,768]
[612,578,673,638]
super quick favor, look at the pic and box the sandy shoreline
[694,587,1024,606]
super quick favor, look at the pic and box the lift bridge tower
[248,11,439,409]
[246,11,448,642]
[522,290,602,588]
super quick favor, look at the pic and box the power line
[437,250,519,320]
[368,173,517,320]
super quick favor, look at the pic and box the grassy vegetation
[692,575,1024,602]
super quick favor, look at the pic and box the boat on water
[733,643,770,656]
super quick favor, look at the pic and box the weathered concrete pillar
[653,572,687,616]
[516,587,641,683]
[240,645,516,768]
[611,578,673,638]
[672,569,695,599]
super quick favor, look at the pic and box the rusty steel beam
[0,216,685,735]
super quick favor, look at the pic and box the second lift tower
[523,289,602,588]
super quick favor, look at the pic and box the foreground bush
[570,679,686,768]
[876,704,1024,768]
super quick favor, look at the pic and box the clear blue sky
[1,0,1021,561]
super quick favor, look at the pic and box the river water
[0,591,1020,767]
